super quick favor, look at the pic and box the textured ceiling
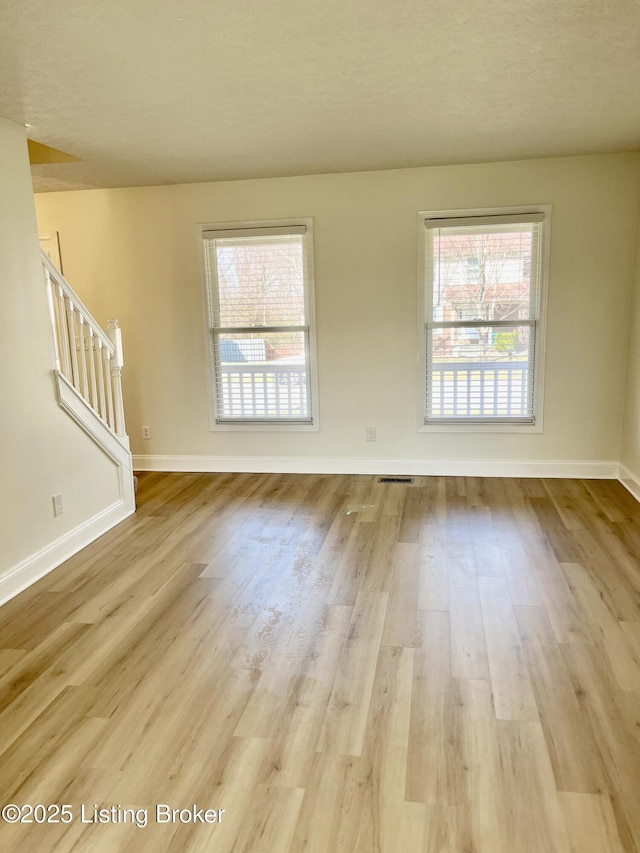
[2,0,639,192]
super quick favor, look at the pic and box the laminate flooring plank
[406,610,460,808]
[377,481,407,518]
[81,571,216,719]
[457,717,511,852]
[470,505,506,578]
[352,645,415,853]
[495,719,571,852]
[0,648,26,679]
[445,541,476,586]
[542,477,592,531]
[144,667,262,805]
[478,576,539,722]
[317,590,388,756]
[381,542,422,647]
[257,605,353,789]
[533,560,595,646]
[501,540,544,606]
[326,520,375,606]
[288,753,365,853]
[561,641,640,850]
[515,604,609,793]
[233,574,343,738]
[562,562,640,692]
[397,481,431,544]
[361,512,401,593]
[164,736,270,853]
[582,479,640,523]
[620,620,640,658]
[0,684,103,803]
[416,541,450,612]
[449,577,490,680]
[529,496,584,563]
[613,688,640,748]
[84,601,252,795]
[572,529,640,623]
[559,792,625,853]
[217,784,304,853]
[0,620,90,714]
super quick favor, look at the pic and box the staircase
[42,251,135,511]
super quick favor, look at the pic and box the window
[419,207,549,429]
[201,219,318,429]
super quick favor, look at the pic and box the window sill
[419,420,543,434]
[210,421,320,433]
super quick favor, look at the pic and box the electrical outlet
[142,426,151,439]
[52,493,63,517]
[365,426,376,442]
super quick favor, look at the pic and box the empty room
[1,1,640,851]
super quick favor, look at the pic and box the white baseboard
[133,454,619,479]
[0,500,134,607]
[619,464,640,503]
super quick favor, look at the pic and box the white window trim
[417,205,551,434]
[197,218,320,432]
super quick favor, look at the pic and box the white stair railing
[42,252,127,441]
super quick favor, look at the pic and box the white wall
[0,117,122,600]
[35,153,640,475]
[621,205,640,497]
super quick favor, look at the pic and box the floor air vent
[377,476,414,484]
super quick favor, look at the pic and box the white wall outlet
[365,426,376,442]
[52,493,63,517]
[142,426,151,439]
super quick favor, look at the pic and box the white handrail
[43,251,127,440]
[42,252,114,354]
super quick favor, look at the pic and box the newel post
[107,319,127,437]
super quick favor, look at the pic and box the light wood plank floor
[1,472,640,852]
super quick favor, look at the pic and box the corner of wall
[619,159,640,487]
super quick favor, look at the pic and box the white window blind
[203,224,315,424]
[422,212,546,425]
